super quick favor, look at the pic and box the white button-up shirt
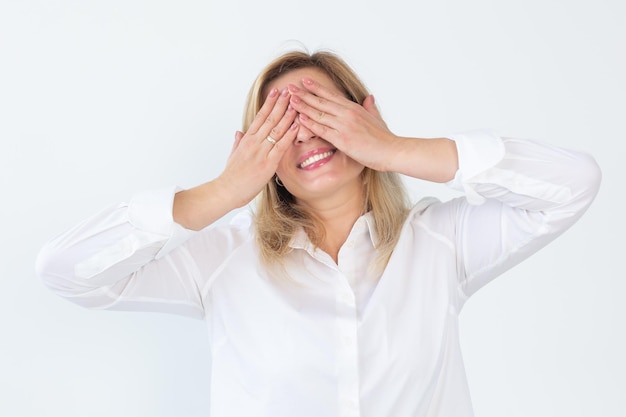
[36,130,601,417]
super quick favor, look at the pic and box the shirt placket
[334,272,361,417]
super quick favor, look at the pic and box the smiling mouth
[299,150,336,169]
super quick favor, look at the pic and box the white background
[1,0,623,416]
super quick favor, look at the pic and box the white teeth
[299,151,334,168]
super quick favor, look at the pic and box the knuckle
[345,108,358,119]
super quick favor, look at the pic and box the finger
[247,87,280,135]
[289,92,341,131]
[297,112,337,144]
[288,82,343,114]
[362,95,380,118]
[301,77,345,104]
[269,121,298,160]
[265,104,298,145]
[259,91,296,145]
[230,130,244,154]
[362,94,388,128]
[257,88,293,143]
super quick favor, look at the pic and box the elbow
[550,151,602,221]
[36,243,55,287]
[587,154,602,193]
[36,243,114,310]
[35,242,85,298]
[35,242,68,294]
[573,152,602,208]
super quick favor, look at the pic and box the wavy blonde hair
[243,50,410,267]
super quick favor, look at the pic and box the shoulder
[189,210,256,254]
[406,196,459,223]
[402,196,467,242]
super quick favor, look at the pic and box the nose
[295,115,316,143]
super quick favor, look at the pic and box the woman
[37,50,601,416]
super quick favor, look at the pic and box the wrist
[390,137,459,182]
[173,178,242,231]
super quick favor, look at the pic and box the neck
[298,183,365,263]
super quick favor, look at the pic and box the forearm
[387,136,459,183]
[447,130,601,211]
[36,190,206,317]
[37,187,190,291]
[173,177,243,231]
[450,133,601,297]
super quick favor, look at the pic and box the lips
[298,148,336,170]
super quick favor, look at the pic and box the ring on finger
[266,136,277,145]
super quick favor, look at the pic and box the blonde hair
[243,50,410,267]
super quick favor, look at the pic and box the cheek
[275,156,291,179]
[341,153,364,171]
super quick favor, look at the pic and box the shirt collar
[362,211,379,248]
[288,211,379,250]
[289,228,312,251]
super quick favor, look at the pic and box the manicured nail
[290,122,298,130]
[287,104,293,111]
[281,88,289,97]
[269,88,278,98]
[288,84,300,93]
[290,95,301,103]
[299,113,309,121]
[302,77,313,86]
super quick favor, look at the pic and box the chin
[289,174,363,202]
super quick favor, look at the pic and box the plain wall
[1,0,623,416]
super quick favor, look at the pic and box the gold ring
[266,136,277,144]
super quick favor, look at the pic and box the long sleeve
[35,186,210,318]
[444,130,601,299]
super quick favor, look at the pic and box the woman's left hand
[287,77,405,172]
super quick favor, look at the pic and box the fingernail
[290,122,298,130]
[300,113,309,121]
[281,88,289,97]
[288,84,300,93]
[290,95,301,103]
[302,78,313,86]
[269,88,278,98]
[287,104,293,111]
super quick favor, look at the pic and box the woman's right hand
[173,87,298,230]
[219,87,298,207]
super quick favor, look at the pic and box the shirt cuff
[128,186,196,259]
[446,129,506,205]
